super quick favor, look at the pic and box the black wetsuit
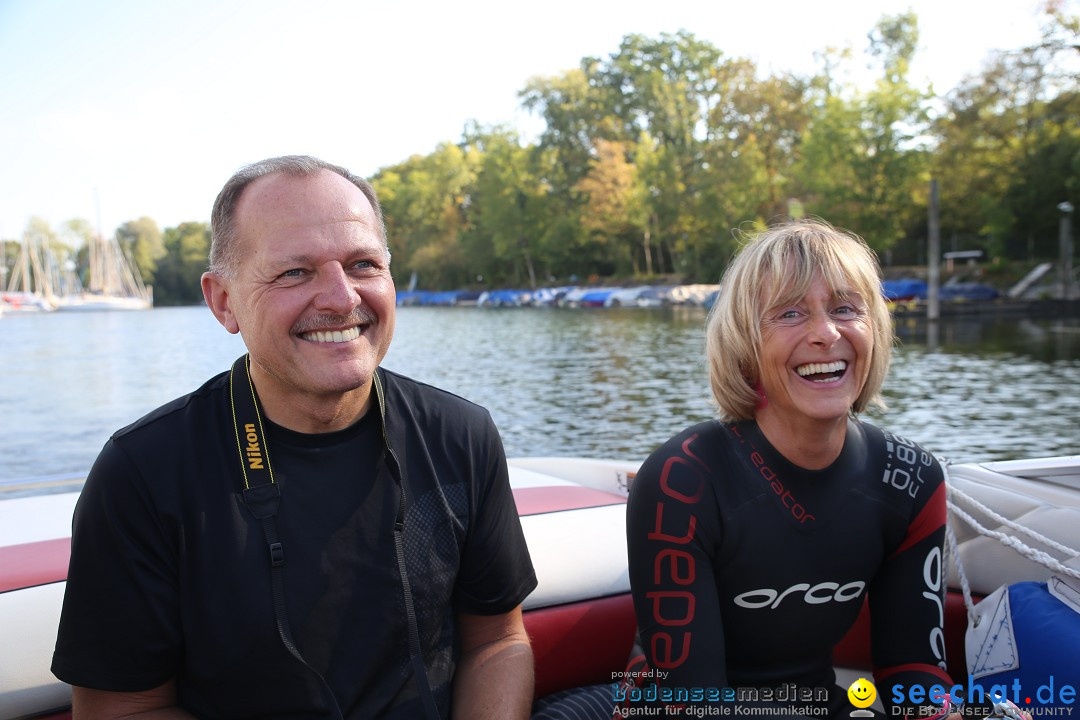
[626,418,952,717]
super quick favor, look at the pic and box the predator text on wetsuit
[626,418,952,717]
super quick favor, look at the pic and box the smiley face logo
[847,678,877,709]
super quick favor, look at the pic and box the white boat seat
[947,458,1080,597]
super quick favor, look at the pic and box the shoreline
[890,298,1080,318]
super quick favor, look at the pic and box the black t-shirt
[626,418,952,716]
[52,366,537,719]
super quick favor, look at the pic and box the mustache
[293,307,378,334]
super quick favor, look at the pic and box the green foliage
[373,140,479,289]
[82,5,1080,293]
[465,127,552,287]
[576,139,641,274]
[929,6,1080,261]
[116,217,164,285]
[794,12,933,256]
[153,222,210,305]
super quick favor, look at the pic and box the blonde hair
[706,219,892,420]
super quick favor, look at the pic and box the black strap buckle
[269,542,284,567]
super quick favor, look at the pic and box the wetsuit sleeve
[454,410,537,615]
[52,438,181,691]
[627,434,728,696]
[868,453,953,715]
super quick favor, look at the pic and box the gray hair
[209,155,387,277]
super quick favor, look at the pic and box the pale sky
[0,0,1062,240]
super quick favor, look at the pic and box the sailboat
[56,233,152,311]
[2,234,59,312]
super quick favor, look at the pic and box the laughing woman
[625,220,954,718]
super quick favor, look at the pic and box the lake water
[2,305,1078,485]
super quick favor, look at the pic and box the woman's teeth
[796,360,847,382]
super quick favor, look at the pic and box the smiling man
[52,156,537,720]
[205,161,396,432]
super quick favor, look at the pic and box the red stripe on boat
[524,593,637,697]
[513,486,626,516]
[0,489,627,591]
[0,537,70,593]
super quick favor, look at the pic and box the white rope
[947,501,1080,581]
[945,512,978,626]
[948,482,1080,560]
[942,463,979,625]
[944,463,1080,582]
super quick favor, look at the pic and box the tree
[593,31,727,279]
[520,65,608,190]
[6,217,68,296]
[465,128,552,287]
[706,61,813,223]
[795,12,932,255]
[519,67,609,279]
[116,217,165,284]
[153,222,210,305]
[597,31,723,150]
[60,218,95,289]
[931,3,1080,260]
[575,139,643,274]
[373,141,477,288]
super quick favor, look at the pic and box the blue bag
[966,579,1080,708]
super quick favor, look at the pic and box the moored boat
[53,232,152,312]
[0,291,56,313]
[54,294,152,312]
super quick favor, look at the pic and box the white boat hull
[1,456,1078,719]
[55,295,151,312]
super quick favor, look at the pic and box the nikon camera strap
[229,354,440,720]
